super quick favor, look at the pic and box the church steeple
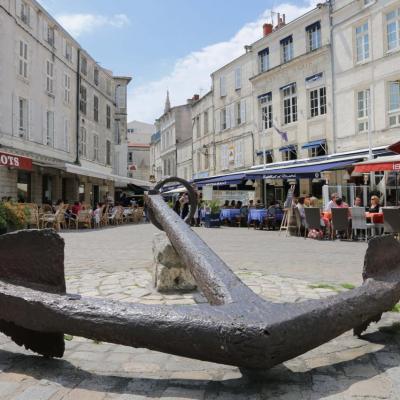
[164,90,171,114]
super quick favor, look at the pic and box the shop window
[17,171,31,202]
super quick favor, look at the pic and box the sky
[37,0,319,124]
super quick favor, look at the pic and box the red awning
[354,161,400,173]
[388,141,400,154]
[0,151,32,171]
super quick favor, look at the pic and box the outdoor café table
[366,212,384,236]
[219,208,240,222]
[247,208,267,225]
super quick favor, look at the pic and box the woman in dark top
[368,195,381,213]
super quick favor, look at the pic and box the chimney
[263,23,273,37]
[192,94,200,101]
[283,14,286,24]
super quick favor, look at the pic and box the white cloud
[128,1,319,124]
[56,13,130,37]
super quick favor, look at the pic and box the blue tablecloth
[220,208,241,221]
[248,209,267,224]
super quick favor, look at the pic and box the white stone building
[0,0,131,205]
[149,130,162,182]
[126,120,154,181]
[212,49,254,176]
[191,91,215,179]
[176,138,193,181]
[332,0,400,153]
[155,93,192,179]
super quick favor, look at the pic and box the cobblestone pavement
[1,224,400,399]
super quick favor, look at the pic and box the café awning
[301,139,326,149]
[194,172,247,187]
[388,141,400,154]
[353,155,400,173]
[0,151,32,171]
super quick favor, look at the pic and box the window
[106,105,111,129]
[46,111,54,147]
[20,1,30,25]
[281,35,293,63]
[258,48,269,73]
[220,108,227,131]
[106,140,111,165]
[93,95,99,122]
[115,121,121,144]
[240,99,246,124]
[18,40,28,79]
[46,26,55,47]
[196,116,201,138]
[106,79,112,96]
[204,150,209,170]
[282,83,297,124]
[197,152,201,171]
[220,144,229,170]
[364,0,374,5]
[18,98,28,137]
[46,60,54,94]
[282,146,297,161]
[80,85,87,115]
[64,73,71,104]
[204,111,209,135]
[388,81,400,127]
[309,87,326,117]
[309,145,327,158]
[81,56,87,75]
[236,102,242,125]
[219,76,226,97]
[234,140,244,168]
[355,22,369,62]
[17,171,31,203]
[79,127,87,157]
[65,42,72,62]
[128,152,133,163]
[235,67,241,90]
[306,21,321,52]
[93,134,99,161]
[386,8,400,51]
[63,119,69,152]
[94,67,99,86]
[259,92,273,130]
[357,89,369,133]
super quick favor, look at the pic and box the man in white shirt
[325,193,338,211]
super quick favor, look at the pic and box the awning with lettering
[0,151,32,171]
[353,155,400,173]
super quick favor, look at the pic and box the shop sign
[0,151,32,171]
[393,163,400,171]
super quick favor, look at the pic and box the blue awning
[194,173,247,187]
[256,149,272,156]
[302,139,326,149]
[279,144,296,152]
[251,159,359,179]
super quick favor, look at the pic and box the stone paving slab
[0,224,399,399]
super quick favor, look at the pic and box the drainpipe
[75,48,81,165]
[329,1,337,155]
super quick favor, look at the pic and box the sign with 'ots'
[0,151,32,171]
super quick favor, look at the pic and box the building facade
[191,91,215,179]
[332,0,400,153]
[0,0,131,205]
[176,138,193,181]
[126,120,154,181]
[155,93,192,179]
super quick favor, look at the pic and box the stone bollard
[153,232,197,292]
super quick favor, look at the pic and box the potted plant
[0,202,29,234]
[204,200,221,228]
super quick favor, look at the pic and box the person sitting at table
[248,200,255,208]
[230,200,236,208]
[236,201,242,209]
[335,197,348,208]
[256,200,264,209]
[354,196,363,207]
[309,197,319,207]
[222,200,230,209]
[368,195,381,213]
[325,193,338,211]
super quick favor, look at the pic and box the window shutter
[230,103,236,128]
[42,109,47,144]
[240,99,246,123]
[28,99,33,140]
[226,106,231,129]
[43,18,48,40]
[16,0,21,16]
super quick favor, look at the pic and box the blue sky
[38,0,318,123]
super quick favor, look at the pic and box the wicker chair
[69,210,92,229]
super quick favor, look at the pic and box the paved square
[1,224,400,399]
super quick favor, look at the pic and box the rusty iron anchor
[0,177,400,370]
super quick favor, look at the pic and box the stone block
[152,232,196,292]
